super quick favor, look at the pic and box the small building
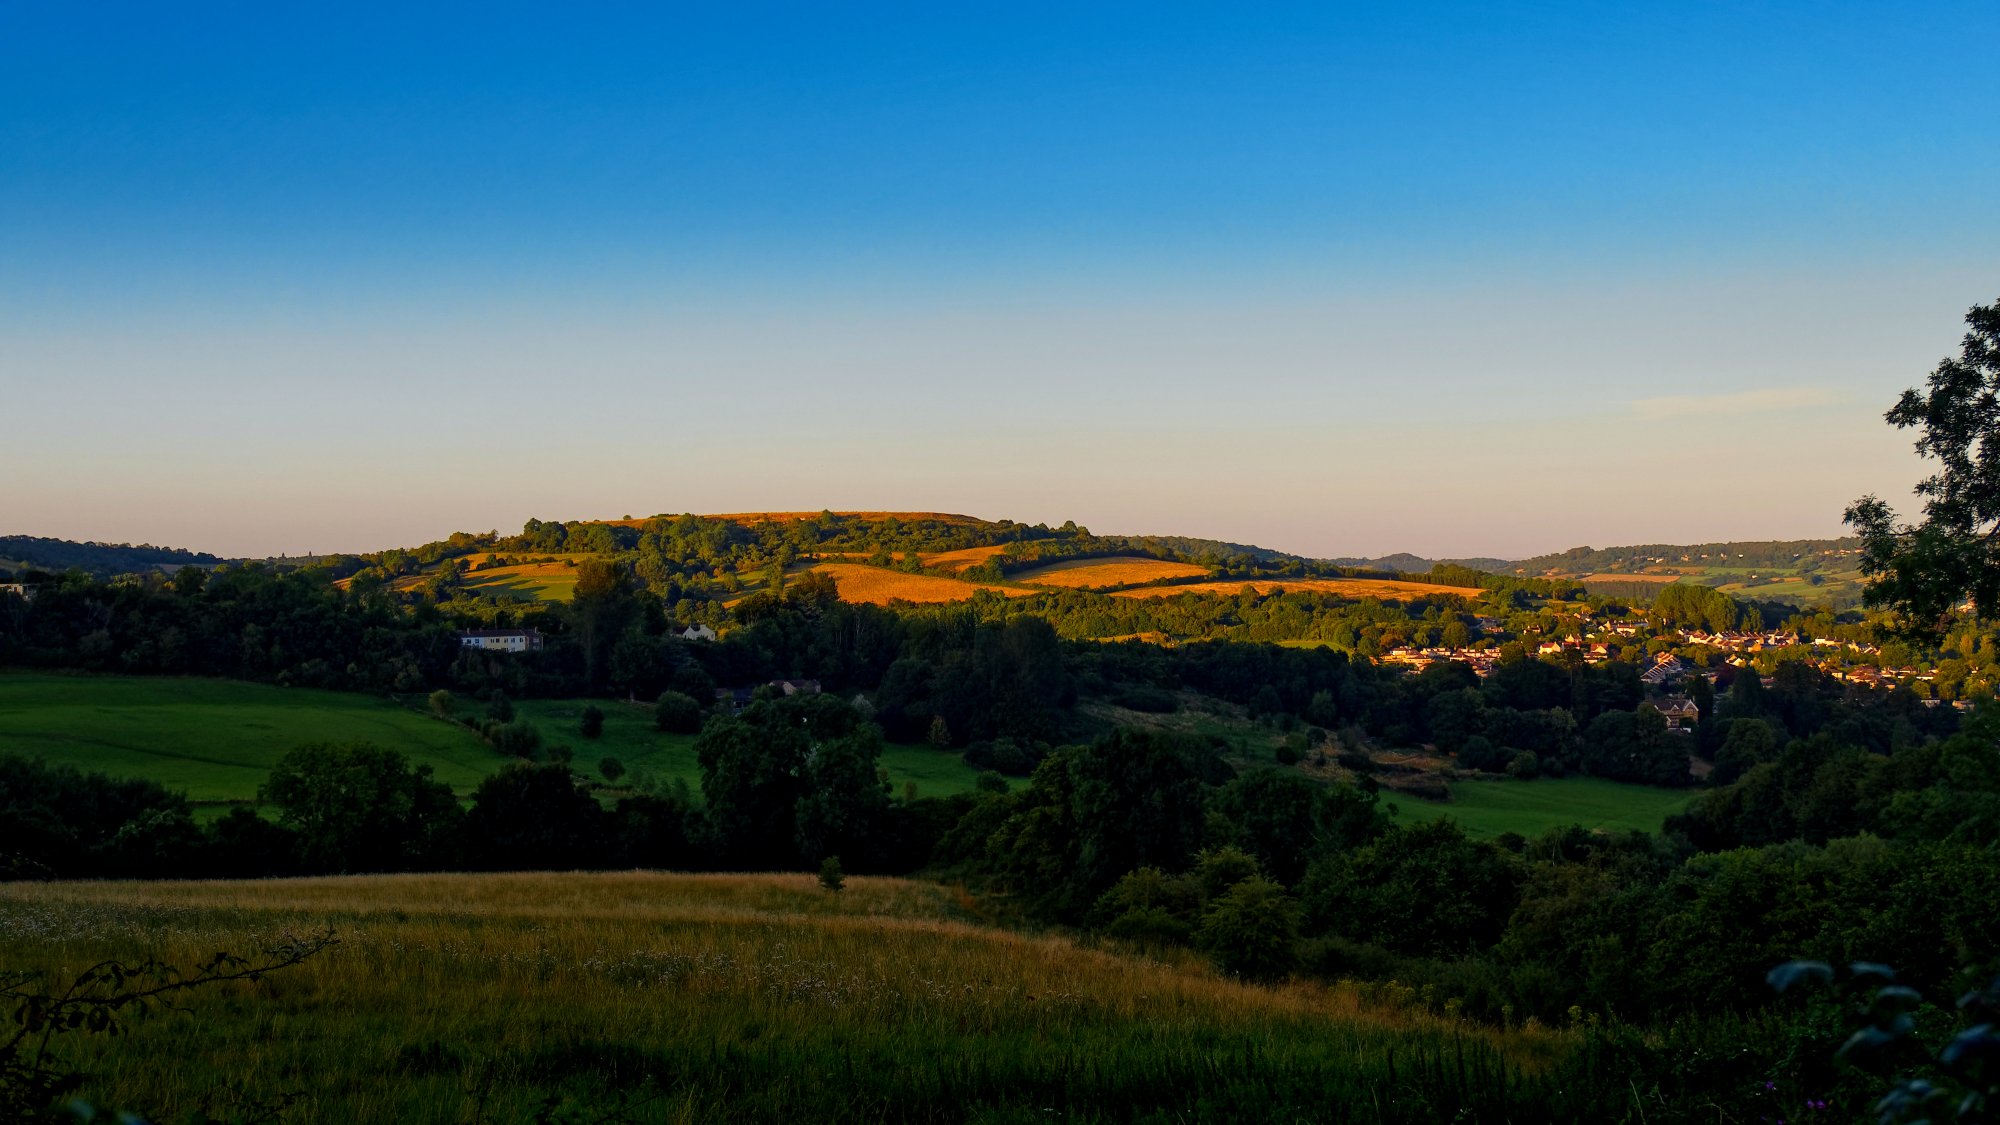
[459,628,544,653]
[713,678,824,714]
[678,623,718,642]
[0,583,37,603]
[1641,654,1690,687]
[1652,696,1701,731]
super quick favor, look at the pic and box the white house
[459,628,544,653]
[678,623,718,642]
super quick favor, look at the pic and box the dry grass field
[919,544,1012,572]
[1111,577,1484,600]
[1580,572,1680,584]
[1013,556,1211,588]
[808,563,1039,605]
[0,872,1574,1123]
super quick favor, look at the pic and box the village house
[458,628,544,653]
[1640,653,1690,687]
[714,678,824,713]
[0,583,37,603]
[678,623,718,642]
[1650,696,1700,731]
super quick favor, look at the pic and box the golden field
[1111,577,1484,600]
[809,563,1040,605]
[919,544,1013,572]
[1013,557,1212,588]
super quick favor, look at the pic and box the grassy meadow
[1393,776,1697,839]
[518,696,986,798]
[0,673,985,805]
[0,871,1588,1124]
[0,672,498,802]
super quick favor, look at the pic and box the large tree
[1846,298,2000,636]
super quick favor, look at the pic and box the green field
[0,672,499,802]
[0,872,1582,1123]
[1391,776,1696,839]
[0,673,985,805]
[515,697,987,798]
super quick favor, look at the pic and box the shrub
[427,689,454,719]
[1113,686,1178,713]
[486,691,514,723]
[818,855,845,893]
[579,705,604,739]
[1197,876,1300,980]
[1506,750,1540,779]
[489,719,541,758]
[1104,906,1194,948]
[654,690,703,734]
[598,756,625,784]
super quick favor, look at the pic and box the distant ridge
[0,535,226,579]
[1328,553,1516,574]
[589,511,998,528]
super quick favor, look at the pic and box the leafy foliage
[1848,297,2000,637]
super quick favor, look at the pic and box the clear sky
[3,2,1995,560]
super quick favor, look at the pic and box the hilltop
[3,516,1871,609]
[0,534,226,580]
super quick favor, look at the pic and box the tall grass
[0,872,1611,1123]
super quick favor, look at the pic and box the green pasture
[461,569,578,601]
[0,673,984,806]
[1392,775,1696,839]
[0,672,498,803]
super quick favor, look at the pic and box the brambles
[2,929,335,1122]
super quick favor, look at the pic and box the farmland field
[1013,556,1211,588]
[1111,577,1484,600]
[0,674,984,804]
[808,562,1039,605]
[919,543,1011,571]
[0,871,1578,1123]
[0,672,498,802]
[515,696,985,798]
[1392,776,1696,839]
[454,559,581,601]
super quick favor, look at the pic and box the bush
[489,719,541,758]
[598,756,625,783]
[1506,750,1540,779]
[579,705,604,739]
[1197,876,1300,980]
[818,855,845,893]
[962,739,1047,777]
[1104,906,1194,948]
[654,690,703,734]
[486,691,515,723]
[427,689,454,719]
[1112,685,1179,713]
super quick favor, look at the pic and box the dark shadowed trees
[1847,297,2000,637]
[259,742,462,873]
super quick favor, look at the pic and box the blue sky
[3,2,1996,558]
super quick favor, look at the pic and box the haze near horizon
[4,2,1994,559]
